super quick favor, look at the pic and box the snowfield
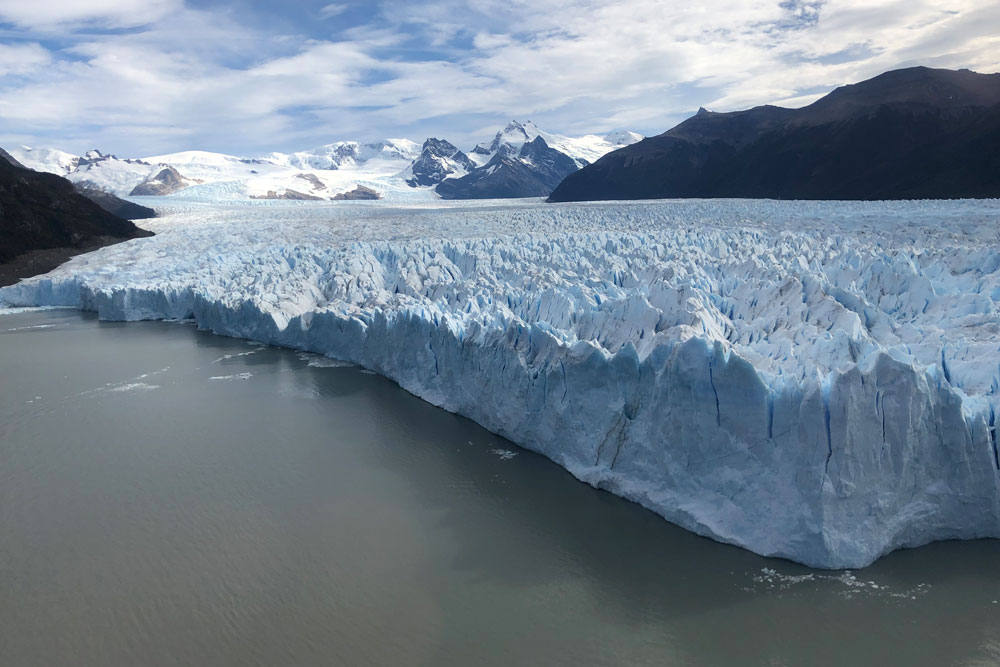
[8,124,641,202]
[4,196,1000,568]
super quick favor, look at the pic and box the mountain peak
[603,130,643,146]
[403,138,475,187]
[801,65,1000,123]
[549,66,1000,203]
[0,147,26,169]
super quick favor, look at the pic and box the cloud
[0,0,997,156]
[319,4,348,19]
[0,42,52,76]
[0,0,182,29]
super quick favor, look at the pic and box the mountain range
[549,67,1000,202]
[12,66,996,207]
[10,123,641,203]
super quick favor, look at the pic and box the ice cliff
[4,197,999,568]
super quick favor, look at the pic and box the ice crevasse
[3,198,1000,568]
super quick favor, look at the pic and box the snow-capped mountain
[433,121,643,199]
[10,147,156,196]
[436,135,580,199]
[9,143,420,201]
[9,123,641,202]
[470,120,642,168]
[401,138,476,187]
[268,139,420,171]
[603,129,644,147]
[136,150,273,194]
[11,146,82,174]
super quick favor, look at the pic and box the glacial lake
[2,308,999,667]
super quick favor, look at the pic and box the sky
[0,0,998,157]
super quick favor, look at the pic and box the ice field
[4,195,1000,568]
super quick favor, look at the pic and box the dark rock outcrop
[1,147,155,221]
[129,166,190,196]
[0,148,27,169]
[295,173,327,190]
[332,185,380,200]
[249,189,325,201]
[406,138,476,187]
[74,184,157,220]
[436,136,579,199]
[549,67,1000,202]
[0,152,153,285]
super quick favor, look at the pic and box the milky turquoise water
[1,309,998,666]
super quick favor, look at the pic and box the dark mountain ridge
[549,67,1000,202]
[0,151,153,285]
[74,184,158,220]
[1,148,155,220]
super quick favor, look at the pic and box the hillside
[0,153,152,285]
[549,67,1000,202]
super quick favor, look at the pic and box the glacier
[3,195,1000,568]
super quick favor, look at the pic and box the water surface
[1,309,998,666]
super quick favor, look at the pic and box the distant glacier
[4,196,999,568]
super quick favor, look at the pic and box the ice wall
[4,198,999,568]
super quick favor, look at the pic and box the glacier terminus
[3,196,999,569]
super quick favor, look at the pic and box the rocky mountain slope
[435,121,640,198]
[3,148,155,219]
[403,139,476,187]
[73,185,156,220]
[549,67,1000,202]
[129,166,192,196]
[0,150,153,285]
[436,135,580,199]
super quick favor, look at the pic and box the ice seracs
[3,197,999,569]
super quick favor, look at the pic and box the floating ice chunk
[209,372,253,381]
[108,382,159,392]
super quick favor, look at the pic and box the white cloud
[1,0,998,156]
[0,0,182,29]
[319,4,348,19]
[0,42,52,76]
